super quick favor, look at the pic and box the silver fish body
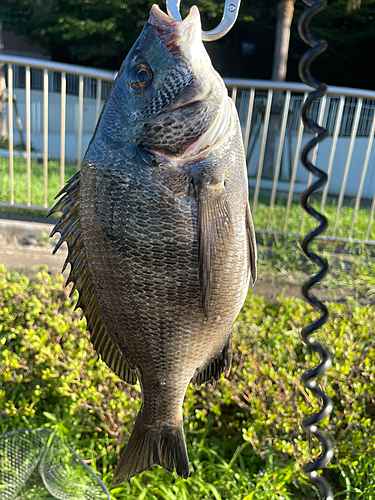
[49,4,257,484]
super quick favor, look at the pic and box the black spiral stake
[298,1,335,499]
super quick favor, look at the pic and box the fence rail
[1,55,375,244]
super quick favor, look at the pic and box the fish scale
[49,4,257,484]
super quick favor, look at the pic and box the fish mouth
[161,95,206,114]
[148,4,201,51]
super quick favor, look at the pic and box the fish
[48,3,257,485]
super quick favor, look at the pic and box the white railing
[1,55,375,244]
[225,79,375,243]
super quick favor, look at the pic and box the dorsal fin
[48,172,137,385]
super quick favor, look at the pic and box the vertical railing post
[60,72,67,190]
[332,98,363,237]
[7,64,14,205]
[351,107,375,239]
[77,75,84,170]
[242,88,255,157]
[267,90,291,231]
[43,68,49,208]
[252,89,273,216]
[96,78,102,120]
[25,66,31,206]
[320,96,345,212]
[284,93,308,232]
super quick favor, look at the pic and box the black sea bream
[49,4,257,484]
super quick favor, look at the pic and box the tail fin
[113,412,189,484]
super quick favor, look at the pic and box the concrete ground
[0,215,67,276]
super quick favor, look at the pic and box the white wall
[247,133,375,199]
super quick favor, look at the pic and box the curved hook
[166,0,241,41]
[166,0,182,22]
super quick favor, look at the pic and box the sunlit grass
[0,158,77,210]
[1,267,375,499]
[251,193,375,242]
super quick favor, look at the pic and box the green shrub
[1,265,375,498]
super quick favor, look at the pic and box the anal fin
[192,332,233,387]
[48,171,137,385]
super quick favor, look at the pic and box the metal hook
[166,0,182,23]
[166,0,241,41]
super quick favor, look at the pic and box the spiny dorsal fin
[192,332,233,387]
[48,172,137,385]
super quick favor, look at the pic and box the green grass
[0,157,77,210]
[0,158,374,242]
[251,192,375,242]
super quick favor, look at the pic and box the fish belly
[79,153,247,409]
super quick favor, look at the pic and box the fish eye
[130,64,153,90]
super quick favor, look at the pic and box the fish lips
[148,4,201,53]
[124,4,214,117]
[116,5,224,157]
[145,4,223,123]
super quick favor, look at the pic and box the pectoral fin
[246,201,257,285]
[192,179,233,316]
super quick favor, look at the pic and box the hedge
[1,265,374,499]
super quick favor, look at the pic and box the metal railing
[226,79,375,244]
[1,55,375,244]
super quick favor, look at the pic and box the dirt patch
[253,270,373,305]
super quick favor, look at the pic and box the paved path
[0,216,67,276]
[0,243,67,276]
[0,240,331,303]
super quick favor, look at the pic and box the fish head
[90,4,230,160]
